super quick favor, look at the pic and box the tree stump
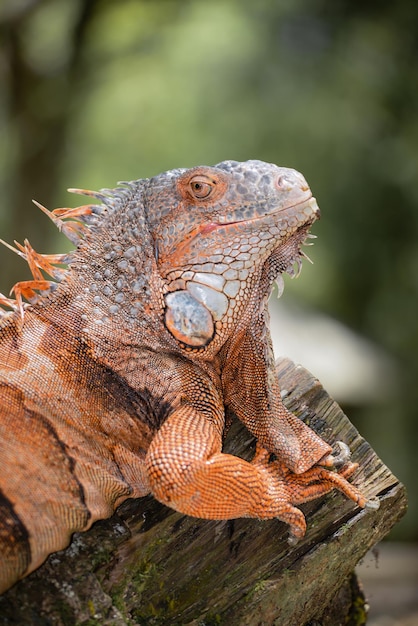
[0,357,407,625]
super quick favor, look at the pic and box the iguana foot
[251,442,379,542]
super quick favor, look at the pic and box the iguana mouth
[164,196,320,269]
[203,195,319,230]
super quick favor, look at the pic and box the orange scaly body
[0,160,377,593]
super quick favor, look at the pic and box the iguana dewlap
[0,160,377,594]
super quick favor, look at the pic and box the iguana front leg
[145,405,370,541]
[221,315,335,474]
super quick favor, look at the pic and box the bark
[0,357,407,626]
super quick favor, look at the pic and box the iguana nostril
[275,175,293,191]
[276,172,309,193]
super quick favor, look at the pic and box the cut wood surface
[0,357,407,626]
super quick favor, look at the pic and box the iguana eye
[189,176,214,199]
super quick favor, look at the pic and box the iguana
[0,160,378,594]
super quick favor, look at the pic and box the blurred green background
[0,0,417,541]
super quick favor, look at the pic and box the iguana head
[143,160,319,349]
[1,160,319,355]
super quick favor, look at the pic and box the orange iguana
[0,160,378,593]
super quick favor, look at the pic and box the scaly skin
[0,160,375,594]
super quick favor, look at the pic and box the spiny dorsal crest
[0,182,142,319]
